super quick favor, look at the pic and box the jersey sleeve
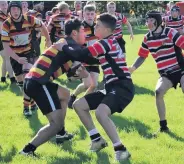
[167,27,184,49]
[88,39,113,57]
[1,20,10,43]
[138,36,149,58]
[122,14,128,24]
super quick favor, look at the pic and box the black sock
[90,133,101,142]
[57,127,66,136]
[23,143,36,153]
[114,144,126,151]
[160,120,168,130]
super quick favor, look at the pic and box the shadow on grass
[56,78,81,90]
[96,151,111,164]
[165,131,184,143]
[28,111,44,137]
[0,83,9,91]
[111,115,152,139]
[47,151,92,164]
[134,84,154,96]
[9,83,22,96]
[78,125,87,140]
[0,146,17,163]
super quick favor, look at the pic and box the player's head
[146,10,162,32]
[51,7,59,15]
[45,11,52,22]
[65,19,86,45]
[74,0,82,11]
[0,1,8,13]
[9,1,22,20]
[83,4,96,25]
[21,1,28,11]
[56,2,70,15]
[107,1,116,14]
[33,2,44,12]
[171,5,180,18]
[95,13,116,39]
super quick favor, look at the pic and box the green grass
[0,30,184,164]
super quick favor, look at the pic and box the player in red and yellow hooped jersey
[129,10,184,135]
[163,6,184,35]
[47,2,71,44]
[0,1,15,83]
[107,1,134,56]
[68,4,100,109]
[1,1,51,116]
[20,19,100,156]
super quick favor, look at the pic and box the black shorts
[24,79,60,115]
[0,39,3,51]
[85,66,100,74]
[31,40,41,57]
[116,37,126,53]
[10,52,35,76]
[84,79,134,114]
[161,70,184,89]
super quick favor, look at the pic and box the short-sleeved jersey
[88,35,131,83]
[163,15,184,32]
[138,27,184,75]
[82,21,98,66]
[48,13,71,38]
[113,12,127,39]
[1,15,42,55]
[25,37,83,84]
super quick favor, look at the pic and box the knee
[50,119,63,131]
[73,99,82,113]
[155,88,165,98]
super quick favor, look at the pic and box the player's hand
[52,39,67,51]
[128,66,136,74]
[45,39,52,48]
[130,34,134,41]
[77,65,89,79]
[18,57,28,64]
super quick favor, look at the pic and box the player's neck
[12,15,23,22]
[84,20,94,26]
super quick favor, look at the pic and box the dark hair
[83,4,96,12]
[51,7,59,14]
[97,13,116,31]
[65,19,83,36]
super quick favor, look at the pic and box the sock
[89,129,101,142]
[57,127,66,136]
[113,142,126,151]
[160,120,168,130]
[23,98,31,109]
[30,99,36,107]
[23,143,36,153]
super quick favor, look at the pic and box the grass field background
[0,28,184,164]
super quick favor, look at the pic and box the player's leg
[95,80,134,161]
[20,81,66,155]
[155,76,173,133]
[73,91,108,152]
[56,85,74,144]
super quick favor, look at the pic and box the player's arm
[129,36,149,73]
[61,39,112,64]
[33,17,51,47]
[123,15,134,40]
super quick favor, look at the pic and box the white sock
[113,141,122,147]
[88,128,99,136]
